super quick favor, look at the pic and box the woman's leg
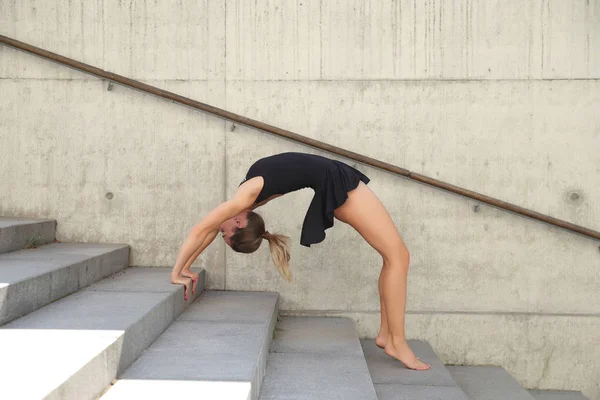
[334,182,430,370]
[376,265,390,348]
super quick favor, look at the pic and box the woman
[170,152,430,371]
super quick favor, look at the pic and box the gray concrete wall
[1,1,599,398]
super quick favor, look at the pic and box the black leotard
[240,152,370,247]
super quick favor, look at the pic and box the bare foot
[384,339,431,371]
[375,334,388,349]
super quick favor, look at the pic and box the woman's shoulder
[236,176,265,203]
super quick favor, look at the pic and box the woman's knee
[382,243,410,268]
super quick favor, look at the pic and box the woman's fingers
[181,270,199,295]
[171,276,193,301]
[192,277,198,295]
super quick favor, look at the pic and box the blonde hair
[230,212,292,281]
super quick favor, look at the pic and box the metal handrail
[1,34,599,241]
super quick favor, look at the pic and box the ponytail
[263,231,292,282]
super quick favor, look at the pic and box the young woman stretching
[170,152,430,370]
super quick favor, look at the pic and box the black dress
[240,152,370,247]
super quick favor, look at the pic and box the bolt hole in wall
[566,189,584,205]
[105,192,114,200]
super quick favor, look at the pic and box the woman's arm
[171,179,261,290]
[171,199,246,282]
[182,229,219,272]
[179,229,219,295]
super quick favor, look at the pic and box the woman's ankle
[388,334,408,346]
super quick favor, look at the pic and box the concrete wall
[1,1,599,397]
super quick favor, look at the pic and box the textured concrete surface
[0,268,203,400]
[226,0,600,80]
[530,390,589,399]
[0,78,227,289]
[0,242,129,325]
[1,1,598,80]
[271,316,366,356]
[102,291,278,400]
[259,317,377,400]
[448,366,536,400]
[1,1,599,398]
[0,217,56,254]
[361,339,468,399]
[375,384,470,400]
[0,0,226,80]
[178,290,279,323]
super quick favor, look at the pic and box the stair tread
[259,317,378,400]
[375,383,472,400]
[0,217,56,254]
[0,217,55,227]
[448,365,536,400]
[361,339,459,386]
[0,242,129,326]
[102,291,278,400]
[0,242,127,283]
[530,390,589,399]
[361,339,469,399]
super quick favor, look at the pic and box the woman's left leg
[376,262,390,348]
[334,181,430,370]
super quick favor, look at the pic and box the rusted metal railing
[1,34,598,241]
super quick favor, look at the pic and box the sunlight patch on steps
[102,379,252,400]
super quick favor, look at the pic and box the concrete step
[361,339,469,400]
[0,217,56,254]
[530,390,589,399]
[0,242,129,325]
[447,366,536,400]
[101,290,279,400]
[0,267,204,400]
[259,317,378,400]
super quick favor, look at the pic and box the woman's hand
[181,269,199,295]
[171,275,193,301]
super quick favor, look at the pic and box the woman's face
[219,211,249,247]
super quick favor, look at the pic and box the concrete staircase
[0,217,590,399]
[0,217,203,399]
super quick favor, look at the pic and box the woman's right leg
[334,182,430,370]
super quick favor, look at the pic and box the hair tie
[263,230,270,239]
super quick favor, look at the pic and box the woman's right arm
[171,199,246,283]
[182,228,219,272]
[171,177,263,297]
[179,229,219,294]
